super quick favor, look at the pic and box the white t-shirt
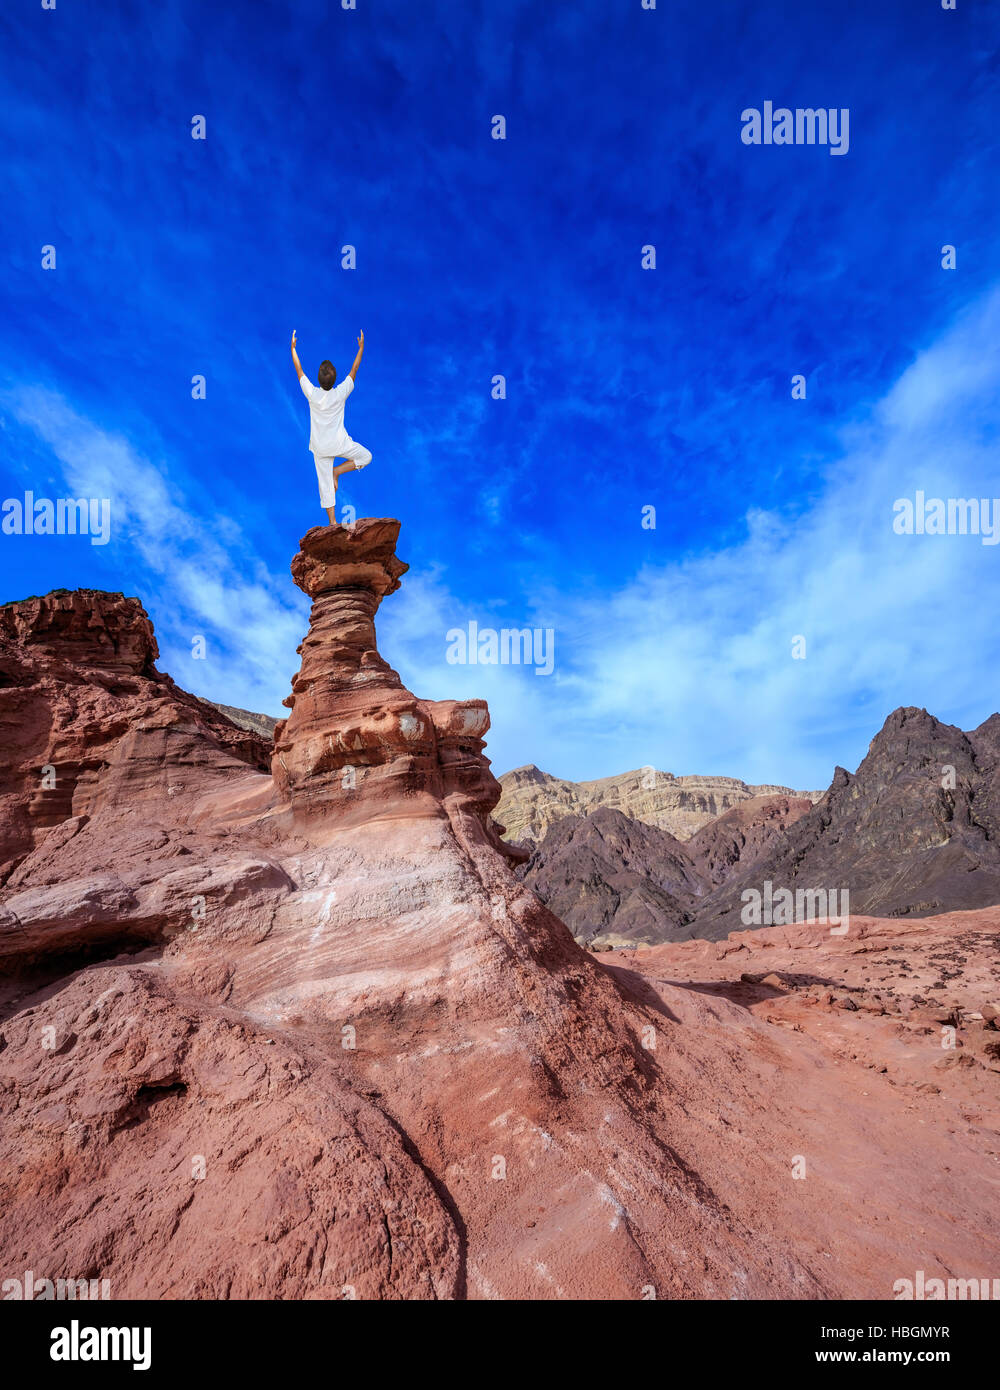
[299,374,354,455]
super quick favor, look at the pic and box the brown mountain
[497,762,822,843]
[519,793,812,947]
[519,705,1000,948]
[516,805,705,947]
[689,706,1000,940]
[687,793,815,888]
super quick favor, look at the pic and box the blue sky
[1,0,998,789]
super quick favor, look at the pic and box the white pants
[313,441,372,508]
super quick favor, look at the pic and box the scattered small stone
[934,1052,975,1070]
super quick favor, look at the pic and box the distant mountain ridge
[515,707,1000,947]
[496,762,822,843]
[203,701,278,741]
[518,794,814,948]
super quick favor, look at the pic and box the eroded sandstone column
[272,519,503,826]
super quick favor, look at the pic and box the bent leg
[333,440,373,478]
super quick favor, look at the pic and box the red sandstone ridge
[0,589,271,904]
[1,527,999,1300]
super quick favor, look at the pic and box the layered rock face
[0,589,271,910]
[0,587,160,675]
[497,762,822,844]
[2,539,999,1300]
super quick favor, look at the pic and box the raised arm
[349,330,364,382]
[290,328,304,381]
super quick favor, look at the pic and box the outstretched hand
[357,331,364,349]
[291,329,297,350]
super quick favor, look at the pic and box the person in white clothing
[291,329,371,525]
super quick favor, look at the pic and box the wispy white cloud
[3,386,305,717]
[6,286,1000,788]
[384,285,1000,788]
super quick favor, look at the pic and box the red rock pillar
[272,520,502,827]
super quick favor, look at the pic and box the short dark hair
[317,360,337,390]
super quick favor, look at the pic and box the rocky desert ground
[1,519,998,1300]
